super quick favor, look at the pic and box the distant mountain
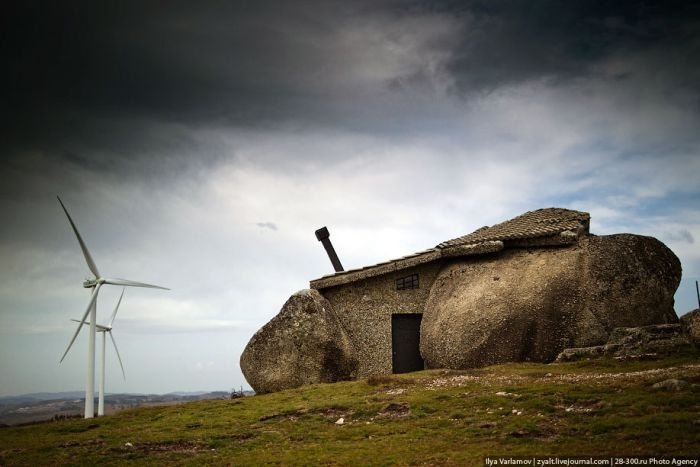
[0,390,247,426]
[0,390,238,404]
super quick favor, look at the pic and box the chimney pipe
[315,226,344,272]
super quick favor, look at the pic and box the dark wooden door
[391,314,424,374]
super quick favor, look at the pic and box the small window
[396,273,419,290]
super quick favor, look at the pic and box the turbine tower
[57,196,168,418]
[72,289,127,416]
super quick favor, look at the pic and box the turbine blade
[108,331,126,381]
[103,278,169,290]
[109,288,125,327]
[57,196,100,278]
[60,284,101,363]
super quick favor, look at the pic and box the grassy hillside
[1,356,699,466]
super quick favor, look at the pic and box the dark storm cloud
[6,1,700,112]
[433,0,700,93]
[4,1,392,134]
[3,0,700,167]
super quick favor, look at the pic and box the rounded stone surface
[420,234,681,369]
[240,289,358,394]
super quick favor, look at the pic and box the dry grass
[1,355,699,466]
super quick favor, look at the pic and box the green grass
[1,356,699,466]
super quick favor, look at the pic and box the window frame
[396,273,419,291]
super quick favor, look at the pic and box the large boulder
[583,234,680,329]
[420,234,681,369]
[240,289,358,394]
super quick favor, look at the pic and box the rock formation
[420,234,682,369]
[680,309,700,345]
[555,324,694,362]
[240,289,358,394]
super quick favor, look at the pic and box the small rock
[335,417,344,425]
[652,378,690,391]
[124,442,133,447]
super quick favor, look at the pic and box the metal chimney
[315,226,344,272]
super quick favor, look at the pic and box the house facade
[310,208,591,377]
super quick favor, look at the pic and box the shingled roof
[438,208,590,249]
[310,207,590,290]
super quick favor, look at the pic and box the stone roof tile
[437,207,590,248]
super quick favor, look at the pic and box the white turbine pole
[85,295,96,419]
[98,330,106,416]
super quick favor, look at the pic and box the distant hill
[0,392,85,405]
[0,390,240,426]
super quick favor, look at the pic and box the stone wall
[318,261,444,377]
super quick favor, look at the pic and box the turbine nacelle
[70,319,111,332]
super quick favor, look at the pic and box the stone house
[242,207,680,393]
[309,208,592,378]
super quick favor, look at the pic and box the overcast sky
[1,0,699,397]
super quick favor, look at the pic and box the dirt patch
[311,406,352,420]
[58,439,105,448]
[378,403,410,418]
[508,424,557,440]
[424,364,700,390]
[553,364,700,384]
[478,421,497,429]
[259,409,308,422]
[367,375,396,386]
[128,440,211,454]
[213,432,255,443]
[556,399,608,413]
[260,406,353,422]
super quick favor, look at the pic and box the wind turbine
[71,289,126,417]
[57,196,168,418]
